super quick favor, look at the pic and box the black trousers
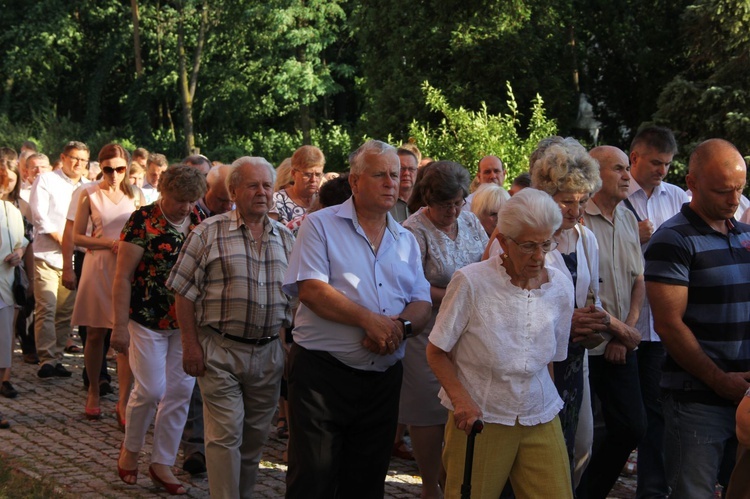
[285,344,402,499]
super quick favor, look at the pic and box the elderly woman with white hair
[470,183,511,237]
[427,188,575,498]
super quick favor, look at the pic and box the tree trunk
[130,0,143,77]
[177,0,209,156]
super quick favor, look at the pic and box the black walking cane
[460,419,485,499]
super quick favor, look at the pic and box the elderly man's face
[26,157,52,182]
[350,151,399,213]
[231,164,274,221]
[478,157,505,185]
[398,153,418,196]
[205,179,233,215]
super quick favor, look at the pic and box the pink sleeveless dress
[71,184,139,328]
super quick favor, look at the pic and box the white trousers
[124,320,195,465]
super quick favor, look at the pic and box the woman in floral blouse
[111,166,206,495]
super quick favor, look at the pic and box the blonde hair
[275,158,293,192]
[531,137,601,196]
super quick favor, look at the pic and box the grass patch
[0,455,71,498]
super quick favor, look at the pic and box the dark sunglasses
[103,166,127,174]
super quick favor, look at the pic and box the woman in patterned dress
[271,145,325,224]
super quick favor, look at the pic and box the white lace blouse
[429,256,574,426]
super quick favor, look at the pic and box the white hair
[497,188,562,238]
[471,183,510,217]
[348,140,397,175]
[227,156,276,191]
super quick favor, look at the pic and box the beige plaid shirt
[167,210,294,339]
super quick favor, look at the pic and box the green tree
[352,0,576,140]
[654,0,750,155]
[408,81,557,184]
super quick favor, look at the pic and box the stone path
[0,342,635,497]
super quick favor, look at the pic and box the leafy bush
[408,81,557,186]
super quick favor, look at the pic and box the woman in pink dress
[71,144,145,419]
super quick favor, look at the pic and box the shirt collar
[342,196,401,240]
[229,209,275,235]
[54,168,87,187]
[681,203,738,236]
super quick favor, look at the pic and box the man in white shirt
[30,141,90,378]
[622,126,688,498]
[141,153,168,205]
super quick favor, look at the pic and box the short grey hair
[228,156,275,191]
[349,140,397,175]
[206,164,230,188]
[471,183,510,217]
[497,188,562,239]
[531,137,601,197]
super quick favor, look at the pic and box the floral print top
[121,203,203,330]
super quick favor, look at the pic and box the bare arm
[298,279,431,355]
[110,241,144,354]
[648,281,750,402]
[737,393,750,447]
[72,192,120,252]
[427,342,482,435]
[175,293,206,377]
[430,285,446,308]
[62,219,77,290]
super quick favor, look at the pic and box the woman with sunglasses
[70,144,145,420]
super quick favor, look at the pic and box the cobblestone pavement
[0,342,636,498]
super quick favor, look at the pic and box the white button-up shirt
[30,170,88,269]
[430,257,572,426]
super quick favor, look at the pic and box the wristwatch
[397,317,413,339]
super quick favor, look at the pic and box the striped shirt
[644,204,750,404]
[167,210,295,339]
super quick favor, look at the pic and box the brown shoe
[392,440,415,460]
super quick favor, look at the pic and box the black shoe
[53,364,72,378]
[99,381,113,396]
[0,381,18,399]
[182,452,206,475]
[38,364,56,378]
[0,416,9,429]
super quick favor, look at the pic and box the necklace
[159,201,189,229]
[365,220,387,253]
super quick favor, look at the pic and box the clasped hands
[571,304,609,349]
[361,313,404,356]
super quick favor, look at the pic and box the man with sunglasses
[30,141,90,378]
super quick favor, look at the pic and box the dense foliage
[0,0,746,180]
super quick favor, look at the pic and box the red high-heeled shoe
[148,465,186,495]
[84,406,101,420]
[117,443,138,484]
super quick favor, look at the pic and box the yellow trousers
[442,412,572,499]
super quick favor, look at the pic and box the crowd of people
[0,128,748,499]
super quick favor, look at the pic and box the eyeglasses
[401,167,418,174]
[433,199,466,211]
[103,166,127,174]
[297,171,323,181]
[506,236,558,254]
[65,154,89,166]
